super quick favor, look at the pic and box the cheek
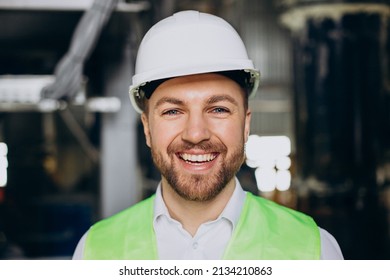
[211,120,246,146]
[149,120,181,149]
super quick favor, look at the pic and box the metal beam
[0,0,150,12]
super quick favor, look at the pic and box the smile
[178,153,218,163]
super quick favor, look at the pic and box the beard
[150,139,245,202]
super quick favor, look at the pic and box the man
[73,10,343,260]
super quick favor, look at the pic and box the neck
[161,178,236,237]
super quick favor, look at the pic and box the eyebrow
[154,94,239,110]
[155,97,185,109]
[206,95,239,107]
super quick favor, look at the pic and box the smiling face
[141,73,251,202]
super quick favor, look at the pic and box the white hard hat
[129,10,260,113]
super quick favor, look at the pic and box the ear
[141,113,151,148]
[244,108,251,143]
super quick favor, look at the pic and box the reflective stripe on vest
[84,193,321,259]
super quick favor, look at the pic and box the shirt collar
[153,177,246,230]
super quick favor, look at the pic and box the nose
[181,112,211,144]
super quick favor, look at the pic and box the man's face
[141,73,251,202]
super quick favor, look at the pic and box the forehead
[149,73,245,105]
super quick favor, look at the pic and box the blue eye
[162,109,180,116]
[212,107,229,114]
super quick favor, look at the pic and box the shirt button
[192,242,198,249]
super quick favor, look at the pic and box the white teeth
[180,153,216,163]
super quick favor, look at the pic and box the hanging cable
[42,0,119,100]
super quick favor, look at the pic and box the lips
[178,152,218,164]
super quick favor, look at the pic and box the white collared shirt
[72,179,344,259]
[153,177,246,259]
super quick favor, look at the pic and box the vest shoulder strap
[84,195,157,260]
[223,193,321,259]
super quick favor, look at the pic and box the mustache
[167,140,227,154]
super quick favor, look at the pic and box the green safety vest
[84,192,321,259]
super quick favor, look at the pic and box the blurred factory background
[0,0,389,259]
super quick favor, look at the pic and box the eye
[162,109,181,116]
[211,107,230,114]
